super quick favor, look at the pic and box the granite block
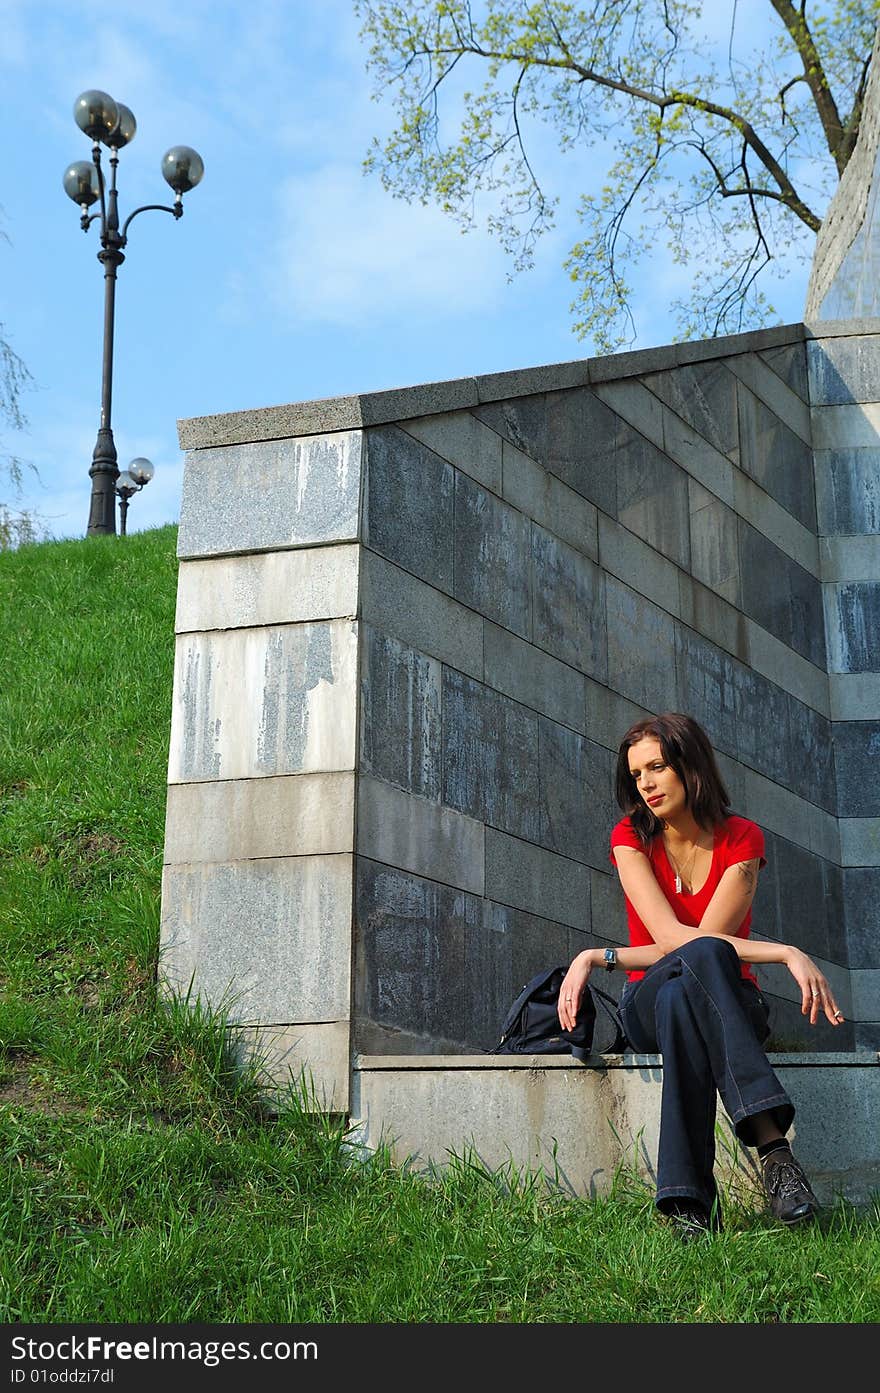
[536,719,617,869]
[229,1021,351,1112]
[441,668,542,841]
[400,410,503,494]
[615,437,691,570]
[353,857,585,1053]
[531,524,608,681]
[168,619,358,784]
[843,866,880,968]
[814,448,880,535]
[674,625,738,754]
[824,581,880,673]
[177,432,363,560]
[479,383,623,516]
[484,827,592,931]
[543,387,620,515]
[473,392,548,465]
[819,534,880,583]
[677,577,749,664]
[738,385,817,530]
[789,560,826,670]
[357,776,485,897]
[763,994,854,1052]
[733,470,819,576]
[853,969,880,1020]
[177,379,481,450]
[744,617,829,716]
[605,578,677,713]
[475,358,590,403]
[812,403,880,450]
[687,480,741,606]
[592,378,665,451]
[360,550,483,680]
[772,835,833,960]
[598,513,681,618]
[159,853,352,1024]
[354,858,469,1047]
[832,721,880,817]
[751,825,780,938]
[839,817,880,866]
[854,1023,880,1049]
[738,522,796,655]
[733,663,792,788]
[163,772,355,864]
[787,694,836,813]
[483,621,586,733]
[454,472,531,638]
[726,353,811,444]
[807,335,880,405]
[829,671,880,720]
[584,680,650,753]
[759,342,810,402]
[174,545,360,635]
[501,440,599,562]
[642,360,739,460]
[360,626,442,800]
[364,425,454,591]
[737,762,837,862]
[658,403,735,506]
[821,858,848,967]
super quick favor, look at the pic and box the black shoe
[665,1200,721,1244]
[762,1149,818,1225]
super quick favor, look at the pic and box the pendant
[675,874,682,893]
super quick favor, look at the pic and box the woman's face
[627,736,687,821]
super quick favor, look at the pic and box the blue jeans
[619,937,794,1217]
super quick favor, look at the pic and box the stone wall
[810,326,880,1049]
[160,320,880,1108]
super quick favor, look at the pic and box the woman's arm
[612,844,757,949]
[556,845,845,1031]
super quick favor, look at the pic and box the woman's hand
[782,946,845,1026]
[558,951,598,1032]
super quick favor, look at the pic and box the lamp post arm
[121,202,183,238]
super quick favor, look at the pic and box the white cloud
[271,163,513,327]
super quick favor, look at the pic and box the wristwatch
[603,948,617,971]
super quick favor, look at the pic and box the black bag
[489,965,628,1061]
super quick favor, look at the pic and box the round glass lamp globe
[63,161,100,207]
[128,457,154,486]
[107,103,137,149]
[73,91,119,142]
[161,146,205,194]
[115,471,139,499]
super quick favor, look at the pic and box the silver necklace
[664,837,699,894]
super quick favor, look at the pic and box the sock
[757,1139,791,1162]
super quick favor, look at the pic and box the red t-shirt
[608,814,766,984]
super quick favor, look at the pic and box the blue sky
[2,0,817,540]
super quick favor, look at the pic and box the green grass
[1,526,879,1324]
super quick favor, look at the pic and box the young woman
[558,712,844,1240]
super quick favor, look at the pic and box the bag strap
[589,983,629,1054]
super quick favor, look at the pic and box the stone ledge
[177,324,807,450]
[349,1051,880,1204]
[355,1051,878,1070]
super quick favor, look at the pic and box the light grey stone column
[160,432,363,1109]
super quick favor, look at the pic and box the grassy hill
[1,527,878,1323]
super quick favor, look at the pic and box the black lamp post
[63,90,203,537]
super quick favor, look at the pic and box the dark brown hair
[615,712,731,845]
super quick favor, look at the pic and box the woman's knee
[678,935,738,971]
